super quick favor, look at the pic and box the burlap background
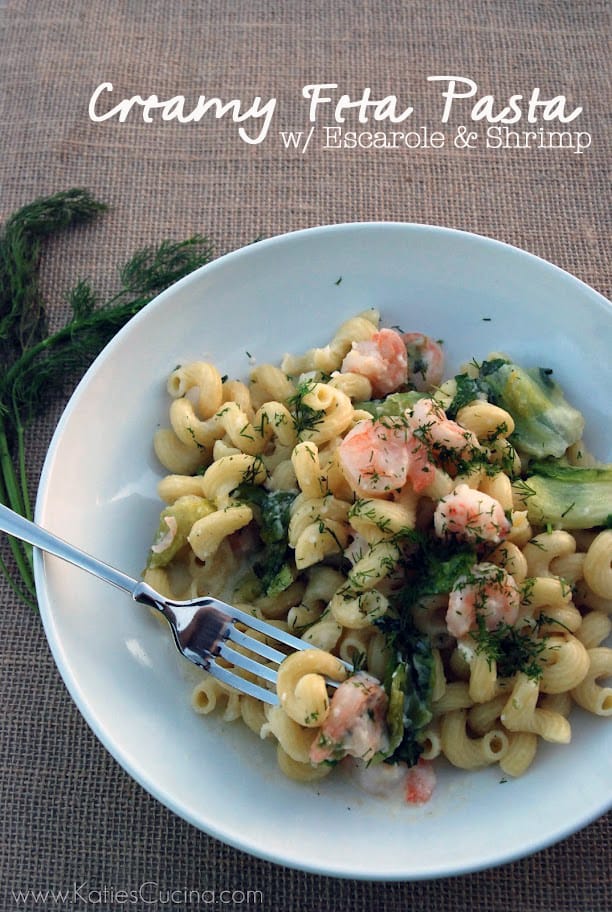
[0,1,610,909]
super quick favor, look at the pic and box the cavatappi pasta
[144,310,612,805]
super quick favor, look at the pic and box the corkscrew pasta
[144,310,612,804]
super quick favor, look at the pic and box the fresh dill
[471,615,549,680]
[0,189,215,608]
[288,378,326,438]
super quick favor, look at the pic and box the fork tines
[190,598,314,705]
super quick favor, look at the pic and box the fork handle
[0,502,140,598]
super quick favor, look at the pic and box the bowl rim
[102,220,612,323]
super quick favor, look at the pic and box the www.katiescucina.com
[8,882,265,908]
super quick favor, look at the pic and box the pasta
[144,310,611,805]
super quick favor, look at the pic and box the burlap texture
[0,1,610,909]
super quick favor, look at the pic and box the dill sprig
[288,378,326,438]
[0,188,108,366]
[0,189,215,608]
[471,616,548,680]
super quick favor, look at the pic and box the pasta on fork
[144,309,612,804]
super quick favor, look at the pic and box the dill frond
[0,189,215,607]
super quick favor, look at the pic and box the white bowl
[35,223,612,880]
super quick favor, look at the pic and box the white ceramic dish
[35,223,611,880]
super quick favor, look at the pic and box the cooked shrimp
[434,484,511,545]
[402,333,444,391]
[338,414,438,498]
[346,756,436,805]
[338,418,411,497]
[408,397,479,456]
[406,397,481,479]
[405,758,437,805]
[446,562,520,638]
[404,430,436,493]
[339,388,480,501]
[341,328,407,397]
[309,671,389,764]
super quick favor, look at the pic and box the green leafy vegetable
[381,642,435,768]
[374,629,434,768]
[520,461,612,530]
[0,189,215,607]
[458,358,584,459]
[232,483,297,597]
[446,375,483,419]
[146,495,215,569]
[384,662,408,754]
[355,390,425,418]
[413,539,478,599]
[376,534,475,766]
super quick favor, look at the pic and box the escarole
[376,535,476,766]
[232,483,297,597]
[517,462,612,530]
[449,357,584,459]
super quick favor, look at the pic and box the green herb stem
[0,189,215,609]
[0,430,35,599]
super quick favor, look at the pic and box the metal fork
[0,502,320,705]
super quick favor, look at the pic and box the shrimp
[309,671,389,764]
[408,397,479,457]
[338,418,411,497]
[404,428,437,493]
[405,758,437,805]
[402,333,444,391]
[406,397,481,479]
[446,562,520,639]
[341,327,407,397]
[338,414,438,498]
[346,756,437,805]
[434,484,511,545]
